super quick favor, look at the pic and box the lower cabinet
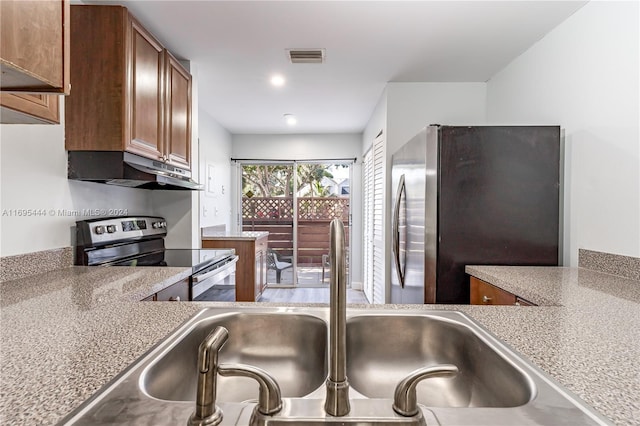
[469,276,536,306]
[141,277,189,301]
[202,233,268,302]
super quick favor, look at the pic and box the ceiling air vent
[287,49,325,64]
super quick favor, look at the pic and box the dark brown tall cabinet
[202,234,269,302]
[0,0,70,124]
[65,5,192,170]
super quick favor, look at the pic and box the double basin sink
[60,307,611,425]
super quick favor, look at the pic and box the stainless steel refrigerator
[390,125,560,304]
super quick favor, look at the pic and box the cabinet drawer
[470,277,517,305]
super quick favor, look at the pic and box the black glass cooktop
[162,249,235,272]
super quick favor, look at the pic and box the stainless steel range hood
[67,151,202,190]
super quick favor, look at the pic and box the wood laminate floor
[197,286,370,304]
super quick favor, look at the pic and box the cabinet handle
[169,296,181,302]
[482,295,492,303]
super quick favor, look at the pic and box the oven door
[192,255,238,300]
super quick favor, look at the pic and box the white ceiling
[83,1,587,134]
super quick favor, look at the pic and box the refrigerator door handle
[393,174,406,288]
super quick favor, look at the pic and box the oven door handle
[192,256,239,283]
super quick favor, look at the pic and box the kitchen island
[0,264,638,425]
[201,230,269,301]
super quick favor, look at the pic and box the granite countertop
[465,265,640,426]
[1,265,639,425]
[0,266,196,425]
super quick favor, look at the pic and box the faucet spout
[188,326,229,426]
[324,218,350,417]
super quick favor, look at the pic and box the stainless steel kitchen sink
[59,307,612,425]
[346,315,532,408]
[141,312,327,403]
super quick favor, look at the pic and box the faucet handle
[218,363,283,415]
[392,364,459,416]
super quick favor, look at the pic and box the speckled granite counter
[0,266,196,425]
[1,265,639,425]
[465,265,640,426]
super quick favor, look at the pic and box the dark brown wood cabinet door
[65,5,127,150]
[202,238,257,302]
[126,16,164,160]
[470,277,516,305]
[164,51,192,169]
[0,93,59,124]
[0,0,70,93]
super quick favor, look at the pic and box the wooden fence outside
[242,197,350,265]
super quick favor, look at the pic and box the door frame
[233,159,353,288]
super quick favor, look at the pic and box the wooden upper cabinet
[0,0,70,93]
[1,0,69,124]
[65,5,192,170]
[0,93,60,124]
[164,51,192,169]
[126,18,165,161]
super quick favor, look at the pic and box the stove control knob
[152,221,161,229]
[161,221,167,228]
[94,225,105,235]
[106,225,117,233]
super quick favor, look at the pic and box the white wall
[362,88,387,154]
[386,82,487,156]
[0,98,153,256]
[199,110,233,234]
[232,133,361,161]
[231,133,363,287]
[363,82,487,301]
[486,1,640,265]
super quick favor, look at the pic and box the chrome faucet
[188,326,283,426]
[324,218,350,417]
[188,326,228,426]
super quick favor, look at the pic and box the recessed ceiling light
[270,74,285,87]
[283,114,297,126]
